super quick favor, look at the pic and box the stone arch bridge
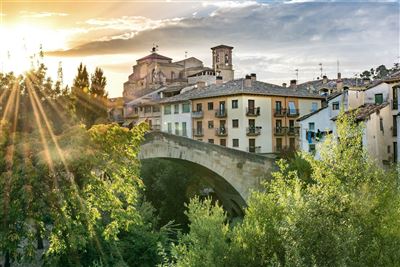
[139,131,277,214]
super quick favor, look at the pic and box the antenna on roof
[295,68,299,81]
[185,51,188,59]
[319,63,323,78]
[337,59,340,74]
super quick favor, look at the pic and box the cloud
[20,11,68,18]
[47,1,399,84]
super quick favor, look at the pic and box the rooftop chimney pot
[250,73,256,81]
[282,82,287,88]
[244,75,252,87]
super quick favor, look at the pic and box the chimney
[363,78,370,85]
[197,81,206,89]
[244,75,252,87]
[336,72,343,92]
[322,75,328,84]
[250,73,257,81]
[216,76,223,85]
[282,82,287,88]
[290,79,297,89]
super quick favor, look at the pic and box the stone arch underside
[139,132,277,204]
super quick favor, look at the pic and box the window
[276,138,282,152]
[182,122,187,137]
[134,107,138,114]
[275,101,282,111]
[232,119,239,128]
[232,100,238,109]
[182,103,190,113]
[220,139,226,147]
[289,138,295,150]
[248,99,255,109]
[375,94,383,104]
[167,123,172,134]
[232,139,239,147]
[288,101,296,114]
[249,139,256,153]
[153,106,160,112]
[311,102,318,112]
[309,122,315,131]
[249,119,255,128]
[175,122,180,135]
[196,103,203,112]
[144,106,152,113]
[174,104,179,114]
[208,102,214,110]
[208,121,214,129]
[289,120,294,128]
[332,102,339,110]
[394,115,398,137]
[393,86,399,110]
[208,139,214,144]
[164,105,171,115]
[276,119,282,128]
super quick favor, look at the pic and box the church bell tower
[211,45,234,82]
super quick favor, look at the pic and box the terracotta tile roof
[211,44,234,50]
[159,78,324,104]
[137,52,172,62]
[331,102,389,122]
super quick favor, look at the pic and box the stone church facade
[122,45,234,100]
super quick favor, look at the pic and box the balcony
[215,109,227,118]
[192,110,204,119]
[246,126,261,136]
[193,128,204,137]
[274,108,286,117]
[287,109,300,117]
[215,127,228,136]
[274,126,286,136]
[287,126,300,136]
[246,107,260,117]
[247,146,261,153]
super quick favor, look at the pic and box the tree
[90,67,107,98]
[72,64,107,128]
[166,197,231,267]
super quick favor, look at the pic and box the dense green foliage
[168,114,400,266]
[359,63,399,80]
[0,66,169,267]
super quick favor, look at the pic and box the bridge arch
[139,132,277,204]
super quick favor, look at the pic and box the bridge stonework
[139,132,277,204]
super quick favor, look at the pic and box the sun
[0,23,69,74]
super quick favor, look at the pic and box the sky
[0,0,399,97]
